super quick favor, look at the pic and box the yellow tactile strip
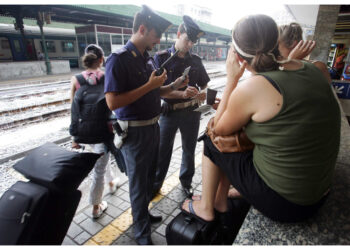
[84,150,202,245]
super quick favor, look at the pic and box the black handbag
[166,211,221,245]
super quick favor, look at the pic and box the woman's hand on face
[226,46,247,84]
[288,40,316,60]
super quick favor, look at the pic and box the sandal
[181,199,214,223]
[92,201,108,219]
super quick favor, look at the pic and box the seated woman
[278,22,332,83]
[182,14,341,223]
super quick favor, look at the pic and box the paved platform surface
[62,134,207,245]
[61,109,214,245]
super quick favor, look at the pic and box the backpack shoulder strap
[96,75,105,85]
[75,74,87,86]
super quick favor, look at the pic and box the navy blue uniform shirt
[104,41,160,120]
[154,45,210,104]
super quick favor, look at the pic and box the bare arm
[69,75,80,148]
[105,70,167,110]
[214,47,247,126]
[214,84,253,135]
[70,76,77,103]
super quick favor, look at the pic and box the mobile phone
[181,66,191,81]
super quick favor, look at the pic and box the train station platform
[61,107,350,246]
[62,111,214,246]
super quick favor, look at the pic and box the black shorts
[203,135,327,223]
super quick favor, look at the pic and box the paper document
[194,104,212,113]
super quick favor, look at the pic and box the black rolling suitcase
[0,181,81,245]
[166,211,220,245]
[0,142,99,245]
[38,187,81,244]
[0,181,49,245]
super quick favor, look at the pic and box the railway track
[0,107,70,130]
[0,72,227,131]
[0,76,227,162]
[0,81,70,101]
[0,98,70,116]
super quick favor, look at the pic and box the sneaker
[92,201,108,219]
[109,177,121,194]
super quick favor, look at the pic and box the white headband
[232,36,291,69]
[232,38,255,58]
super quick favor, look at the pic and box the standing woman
[182,14,340,224]
[70,44,120,219]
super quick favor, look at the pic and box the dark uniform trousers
[121,123,160,241]
[154,105,201,191]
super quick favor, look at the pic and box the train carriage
[0,23,79,67]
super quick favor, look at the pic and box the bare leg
[214,174,231,213]
[228,187,242,198]
[182,154,222,221]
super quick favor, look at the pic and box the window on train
[1,39,10,49]
[13,40,21,53]
[40,41,56,53]
[112,35,122,45]
[62,41,75,52]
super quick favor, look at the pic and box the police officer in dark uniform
[104,5,188,245]
[153,16,210,198]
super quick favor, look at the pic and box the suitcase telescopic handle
[21,212,31,224]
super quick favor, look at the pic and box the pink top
[75,69,104,90]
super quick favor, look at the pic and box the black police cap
[139,5,172,35]
[183,15,205,43]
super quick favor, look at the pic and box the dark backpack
[69,74,112,144]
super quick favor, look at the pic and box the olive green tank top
[245,61,341,205]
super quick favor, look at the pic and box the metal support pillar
[37,11,52,75]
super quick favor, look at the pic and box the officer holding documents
[153,15,210,199]
[104,5,188,245]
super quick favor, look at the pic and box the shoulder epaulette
[114,47,128,55]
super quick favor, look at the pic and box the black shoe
[149,212,162,223]
[136,237,153,245]
[182,185,194,198]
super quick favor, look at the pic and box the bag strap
[75,74,88,86]
[96,75,105,85]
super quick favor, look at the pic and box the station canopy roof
[0,4,231,42]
